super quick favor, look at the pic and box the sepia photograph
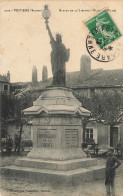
[0,0,123,196]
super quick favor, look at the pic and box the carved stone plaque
[65,129,78,148]
[37,129,57,148]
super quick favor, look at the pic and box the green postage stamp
[85,9,122,49]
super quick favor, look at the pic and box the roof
[0,75,8,83]
[13,69,123,96]
[35,69,123,90]
[66,69,123,88]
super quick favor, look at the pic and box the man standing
[14,135,20,153]
[105,147,121,196]
[6,135,13,155]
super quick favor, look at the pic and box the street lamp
[42,5,51,24]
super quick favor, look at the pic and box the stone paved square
[0,155,123,196]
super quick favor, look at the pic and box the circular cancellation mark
[86,25,121,62]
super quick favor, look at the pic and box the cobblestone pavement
[0,155,123,196]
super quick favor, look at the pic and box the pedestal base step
[15,158,97,171]
[1,164,105,186]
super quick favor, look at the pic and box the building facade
[0,72,10,93]
[85,120,123,152]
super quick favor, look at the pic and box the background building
[0,71,10,93]
[80,55,91,81]
[32,65,37,83]
[42,65,48,82]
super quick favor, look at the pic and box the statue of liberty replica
[2,5,104,186]
[42,5,70,86]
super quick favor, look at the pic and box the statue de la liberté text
[43,6,70,86]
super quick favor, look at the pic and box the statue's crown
[56,33,62,41]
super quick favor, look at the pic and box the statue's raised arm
[45,23,54,42]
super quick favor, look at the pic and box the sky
[0,0,123,83]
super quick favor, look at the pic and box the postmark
[86,27,121,62]
[84,9,122,62]
[85,9,122,49]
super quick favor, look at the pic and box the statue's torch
[42,5,51,24]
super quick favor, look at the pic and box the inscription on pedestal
[37,129,57,148]
[65,129,78,148]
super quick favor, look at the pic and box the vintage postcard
[0,0,123,196]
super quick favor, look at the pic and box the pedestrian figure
[1,138,6,153]
[6,135,13,156]
[116,141,121,156]
[83,145,91,158]
[86,147,91,158]
[81,142,87,149]
[105,147,121,196]
[95,144,99,156]
[14,135,20,153]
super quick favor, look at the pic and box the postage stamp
[85,9,122,49]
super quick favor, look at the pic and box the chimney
[42,65,48,81]
[80,55,91,81]
[32,65,37,83]
[7,71,10,82]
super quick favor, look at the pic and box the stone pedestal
[24,86,90,160]
[1,87,105,185]
[2,158,105,185]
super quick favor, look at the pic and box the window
[3,84,8,91]
[85,128,93,140]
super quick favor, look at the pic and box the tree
[101,92,123,126]
[14,92,33,145]
[79,91,123,125]
[1,92,32,146]
[76,91,123,142]
[1,93,17,137]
